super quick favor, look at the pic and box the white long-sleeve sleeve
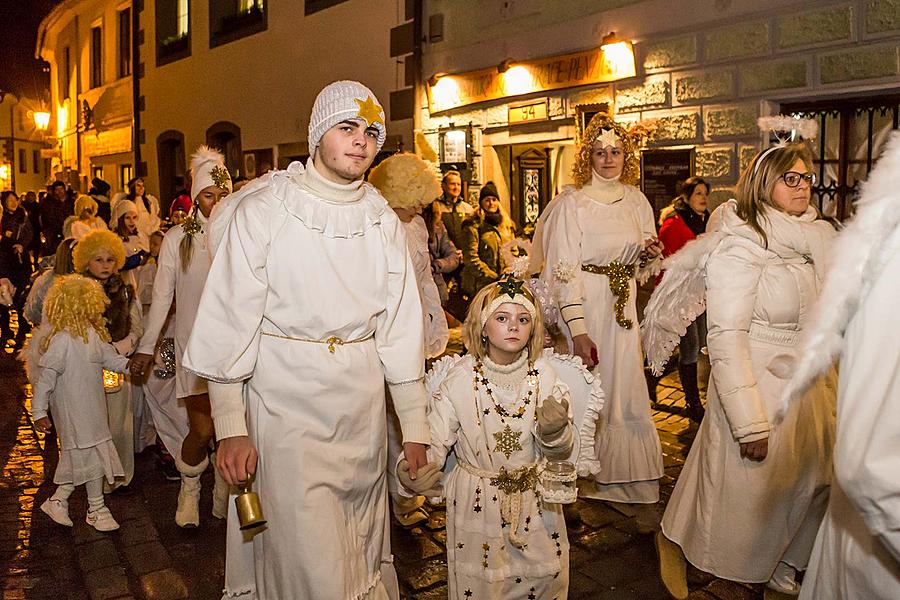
[136,229,179,355]
[540,193,587,338]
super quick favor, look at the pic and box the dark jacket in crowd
[39,192,75,256]
[460,212,503,297]
[0,206,34,284]
[428,219,460,306]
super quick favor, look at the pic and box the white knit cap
[110,199,137,226]
[190,146,232,200]
[308,80,387,156]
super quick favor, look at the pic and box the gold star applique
[596,127,619,149]
[210,165,231,190]
[354,95,385,128]
[493,425,523,459]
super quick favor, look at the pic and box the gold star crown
[210,165,231,190]
[354,95,385,128]
[495,274,535,303]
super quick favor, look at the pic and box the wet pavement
[0,330,767,599]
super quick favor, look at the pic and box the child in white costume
[32,275,130,532]
[400,276,575,599]
[130,146,232,528]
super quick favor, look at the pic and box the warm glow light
[502,65,534,96]
[431,76,461,111]
[601,41,636,78]
[56,103,68,135]
[0,165,10,182]
[33,111,50,131]
[445,129,466,144]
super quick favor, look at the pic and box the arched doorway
[206,121,242,178]
[156,129,186,216]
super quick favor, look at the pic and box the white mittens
[397,459,443,497]
[537,395,569,441]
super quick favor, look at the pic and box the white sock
[51,483,75,502]
[85,478,105,512]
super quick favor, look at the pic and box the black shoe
[679,363,705,423]
[158,458,181,481]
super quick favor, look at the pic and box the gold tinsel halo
[73,229,127,273]
[42,274,111,351]
[572,113,642,187]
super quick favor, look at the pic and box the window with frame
[33,150,40,174]
[209,0,267,49]
[19,149,26,173]
[118,7,132,78]
[157,0,191,65]
[61,46,71,100]
[119,164,133,190]
[90,25,103,88]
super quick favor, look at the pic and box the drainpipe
[131,0,141,176]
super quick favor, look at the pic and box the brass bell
[235,481,267,530]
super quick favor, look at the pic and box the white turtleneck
[482,350,529,391]
[581,168,625,205]
[299,157,366,203]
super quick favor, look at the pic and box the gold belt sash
[261,331,374,353]
[582,261,636,329]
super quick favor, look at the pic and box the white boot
[211,453,229,520]
[175,456,208,528]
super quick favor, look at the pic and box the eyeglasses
[781,171,817,188]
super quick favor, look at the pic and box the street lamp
[32,111,51,131]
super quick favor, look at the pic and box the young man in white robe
[182,81,430,599]
[782,130,900,600]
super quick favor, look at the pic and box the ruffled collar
[482,350,529,390]
[277,160,386,238]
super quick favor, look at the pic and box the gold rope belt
[458,462,538,549]
[582,261,636,329]
[260,331,374,353]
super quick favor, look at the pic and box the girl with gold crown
[129,146,232,528]
[32,275,131,532]
[399,276,574,599]
[531,113,664,510]
[73,229,144,489]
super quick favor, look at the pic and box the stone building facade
[417,0,900,225]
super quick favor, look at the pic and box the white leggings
[52,478,105,512]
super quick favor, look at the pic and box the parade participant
[74,229,143,489]
[400,276,573,599]
[656,177,711,422]
[68,195,109,241]
[113,177,161,236]
[39,181,74,257]
[23,238,76,326]
[421,200,460,308]
[168,193,192,226]
[781,130,900,600]
[531,113,664,506]
[183,81,429,599]
[32,275,131,531]
[110,199,149,275]
[89,178,113,224]
[644,129,836,598]
[130,146,232,527]
[460,182,517,298]
[369,152,448,527]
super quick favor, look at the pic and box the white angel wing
[542,349,605,478]
[641,230,725,376]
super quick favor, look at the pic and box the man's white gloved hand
[397,459,443,497]
[537,395,569,440]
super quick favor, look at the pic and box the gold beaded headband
[480,275,537,328]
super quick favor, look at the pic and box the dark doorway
[206,121,242,178]
[156,130,186,215]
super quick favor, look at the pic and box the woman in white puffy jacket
[654,142,837,599]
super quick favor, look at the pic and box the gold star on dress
[354,96,385,127]
[493,425,523,459]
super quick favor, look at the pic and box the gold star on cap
[354,96,385,128]
[497,274,526,299]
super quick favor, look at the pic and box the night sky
[0,0,61,99]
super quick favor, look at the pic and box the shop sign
[508,99,549,124]
[641,147,694,220]
[428,44,635,114]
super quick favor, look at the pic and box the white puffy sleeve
[136,228,178,355]
[31,334,67,421]
[705,239,769,442]
[377,212,429,445]
[833,250,900,562]
[540,192,587,337]
[183,191,278,440]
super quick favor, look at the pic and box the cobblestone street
[0,339,766,599]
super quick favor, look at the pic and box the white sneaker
[41,498,73,527]
[212,468,229,520]
[175,475,201,528]
[767,562,801,597]
[86,506,120,532]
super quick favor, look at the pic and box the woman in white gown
[648,142,837,599]
[532,113,664,505]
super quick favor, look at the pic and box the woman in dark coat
[0,191,34,344]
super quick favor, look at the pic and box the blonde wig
[572,113,642,187]
[462,280,545,362]
[368,153,442,211]
[735,142,814,247]
[41,274,111,351]
[73,229,126,273]
[75,195,98,218]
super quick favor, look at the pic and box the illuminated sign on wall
[427,44,636,114]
